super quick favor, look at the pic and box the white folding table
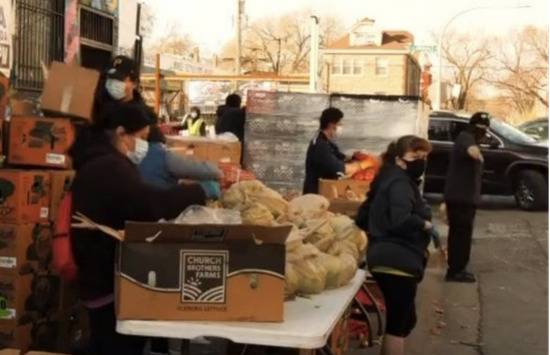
[117,270,366,351]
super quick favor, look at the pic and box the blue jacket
[139,143,221,198]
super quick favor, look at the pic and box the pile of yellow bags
[222,181,368,299]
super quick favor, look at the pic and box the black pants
[87,302,146,355]
[372,273,418,337]
[446,202,477,274]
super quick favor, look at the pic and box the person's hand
[424,221,433,231]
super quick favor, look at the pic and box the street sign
[410,45,438,53]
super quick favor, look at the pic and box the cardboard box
[167,136,241,165]
[0,273,32,326]
[328,200,362,218]
[49,171,75,222]
[0,170,50,224]
[116,222,291,322]
[0,324,31,353]
[208,141,241,164]
[0,224,52,274]
[319,179,370,201]
[7,117,75,169]
[41,62,100,121]
[9,100,37,117]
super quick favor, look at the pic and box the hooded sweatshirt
[69,127,206,302]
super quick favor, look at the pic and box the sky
[143,0,548,55]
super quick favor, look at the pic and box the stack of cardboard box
[0,62,98,354]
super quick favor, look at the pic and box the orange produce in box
[352,153,381,182]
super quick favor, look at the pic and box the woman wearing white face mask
[181,107,206,137]
[93,56,160,131]
[68,103,206,355]
[303,107,373,194]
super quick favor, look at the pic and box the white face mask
[335,125,344,138]
[105,79,127,100]
[127,138,149,164]
[190,112,198,119]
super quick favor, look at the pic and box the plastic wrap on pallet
[244,91,427,194]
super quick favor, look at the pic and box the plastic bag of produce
[241,203,275,226]
[317,252,344,289]
[285,262,300,299]
[337,252,358,286]
[286,227,305,253]
[303,219,336,253]
[222,181,288,218]
[327,238,360,261]
[288,194,330,227]
[174,205,242,225]
[293,258,327,294]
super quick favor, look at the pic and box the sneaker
[445,270,476,283]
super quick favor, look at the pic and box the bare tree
[221,11,345,74]
[146,23,195,56]
[440,31,493,110]
[487,26,548,112]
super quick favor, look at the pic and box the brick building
[321,18,421,96]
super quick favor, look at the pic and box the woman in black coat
[360,135,433,355]
[69,103,206,355]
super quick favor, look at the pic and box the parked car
[425,111,548,210]
[518,117,548,143]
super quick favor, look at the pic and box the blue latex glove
[200,180,221,200]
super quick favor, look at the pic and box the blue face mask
[105,79,126,100]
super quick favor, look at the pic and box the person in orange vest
[182,107,206,137]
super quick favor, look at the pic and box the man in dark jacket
[444,112,490,283]
[69,104,206,355]
[303,107,370,194]
[215,93,245,141]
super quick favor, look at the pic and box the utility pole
[309,16,320,93]
[236,0,244,76]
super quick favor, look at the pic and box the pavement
[355,196,548,355]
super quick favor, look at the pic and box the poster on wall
[0,0,13,76]
[64,0,79,63]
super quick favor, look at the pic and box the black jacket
[303,132,346,194]
[69,128,206,301]
[215,107,245,141]
[366,165,432,278]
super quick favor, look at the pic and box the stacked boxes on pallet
[0,62,98,354]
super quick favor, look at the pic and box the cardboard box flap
[124,222,292,245]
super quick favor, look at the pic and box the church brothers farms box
[116,222,291,322]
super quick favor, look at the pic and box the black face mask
[404,159,427,180]
[472,127,487,142]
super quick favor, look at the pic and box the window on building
[353,60,363,75]
[375,58,389,76]
[332,60,342,75]
[342,59,352,75]
[14,0,65,91]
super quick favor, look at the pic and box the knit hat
[101,103,154,134]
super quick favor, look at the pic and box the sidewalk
[354,246,481,355]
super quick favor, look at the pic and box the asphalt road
[358,196,548,355]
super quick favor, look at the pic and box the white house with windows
[321,18,421,96]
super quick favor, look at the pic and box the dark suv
[425,111,548,210]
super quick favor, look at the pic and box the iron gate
[14,0,64,91]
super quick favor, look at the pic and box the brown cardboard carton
[208,141,241,164]
[319,179,370,201]
[7,117,75,169]
[49,171,75,222]
[0,170,50,224]
[41,62,100,121]
[0,273,32,326]
[328,199,362,218]
[9,100,36,117]
[0,324,31,353]
[166,136,210,161]
[0,224,52,274]
[116,222,291,322]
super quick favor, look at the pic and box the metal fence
[14,0,64,92]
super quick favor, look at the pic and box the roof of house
[326,31,414,50]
